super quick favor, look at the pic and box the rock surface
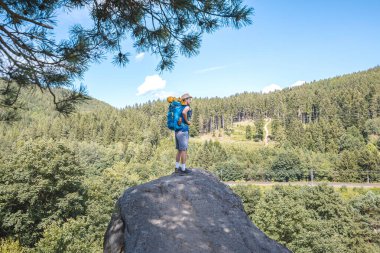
[104,169,291,253]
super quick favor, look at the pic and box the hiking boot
[174,167,180,173]
[179,168,192,175]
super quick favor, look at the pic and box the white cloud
[194,65,227,74]
[153,91,176,99]
[262,84,282,94]
[135,52,145,61]
[290,80,306,87]
[137,75,166,96]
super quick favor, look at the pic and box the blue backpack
[167,99,185,131]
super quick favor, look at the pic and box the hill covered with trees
[4,66,380,181]
[1,66,380,252]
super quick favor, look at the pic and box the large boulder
[104,169,291,253]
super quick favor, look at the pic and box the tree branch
[0,0,54,29]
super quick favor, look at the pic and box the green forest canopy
[2,66,380,181]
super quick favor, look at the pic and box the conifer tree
[0,0,253,115]
[245,125,252,140]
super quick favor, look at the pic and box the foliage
[234,185,380,253]
[245,125,252,140]
[0,140,87,247]
[213,158,245,181]
[0,238,27,253]
[254,119,264,141]
[339,126,365,151]
[349,191,380,247]
[0,66,380,251]
[232,185,262,216]
[364,118,380,136]
[269,151,306,182]
[335,144,380,182]
[0,0,253,115]
[192,140,229,169]
[271,119,286,144]
[35,217,101,253]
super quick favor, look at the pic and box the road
[224,181,380,188]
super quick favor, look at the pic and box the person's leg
[180,151,187,164]
[175,151,181,169]
[179,131,190,172]
[180,151,187,171]
[175,132,181,170]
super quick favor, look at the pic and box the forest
[1,67,380,252]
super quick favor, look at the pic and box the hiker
[175,93,193,174]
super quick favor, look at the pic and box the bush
[0,140,87,247]
[0,238,26,253]
[269,151,306,182]
[234,185,380,253]
[35,218,102,253]
[213,159,244,181]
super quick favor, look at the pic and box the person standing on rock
[175,93,193,175]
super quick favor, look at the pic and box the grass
[191,120,270,144]
[190,119,277,153]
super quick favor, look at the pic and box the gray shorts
[175,130,189,151]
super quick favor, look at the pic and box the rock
[104,169,291,253]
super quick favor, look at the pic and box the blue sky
[57,0,380,108]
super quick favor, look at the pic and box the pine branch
[0,0,54,29]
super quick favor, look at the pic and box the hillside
[3,66,380,145]
[190,66,380,136]
[1,67,380,181]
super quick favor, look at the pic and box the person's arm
[182,106,191,125]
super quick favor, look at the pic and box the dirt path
[224,181,380,188]
[264,118,271,145]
